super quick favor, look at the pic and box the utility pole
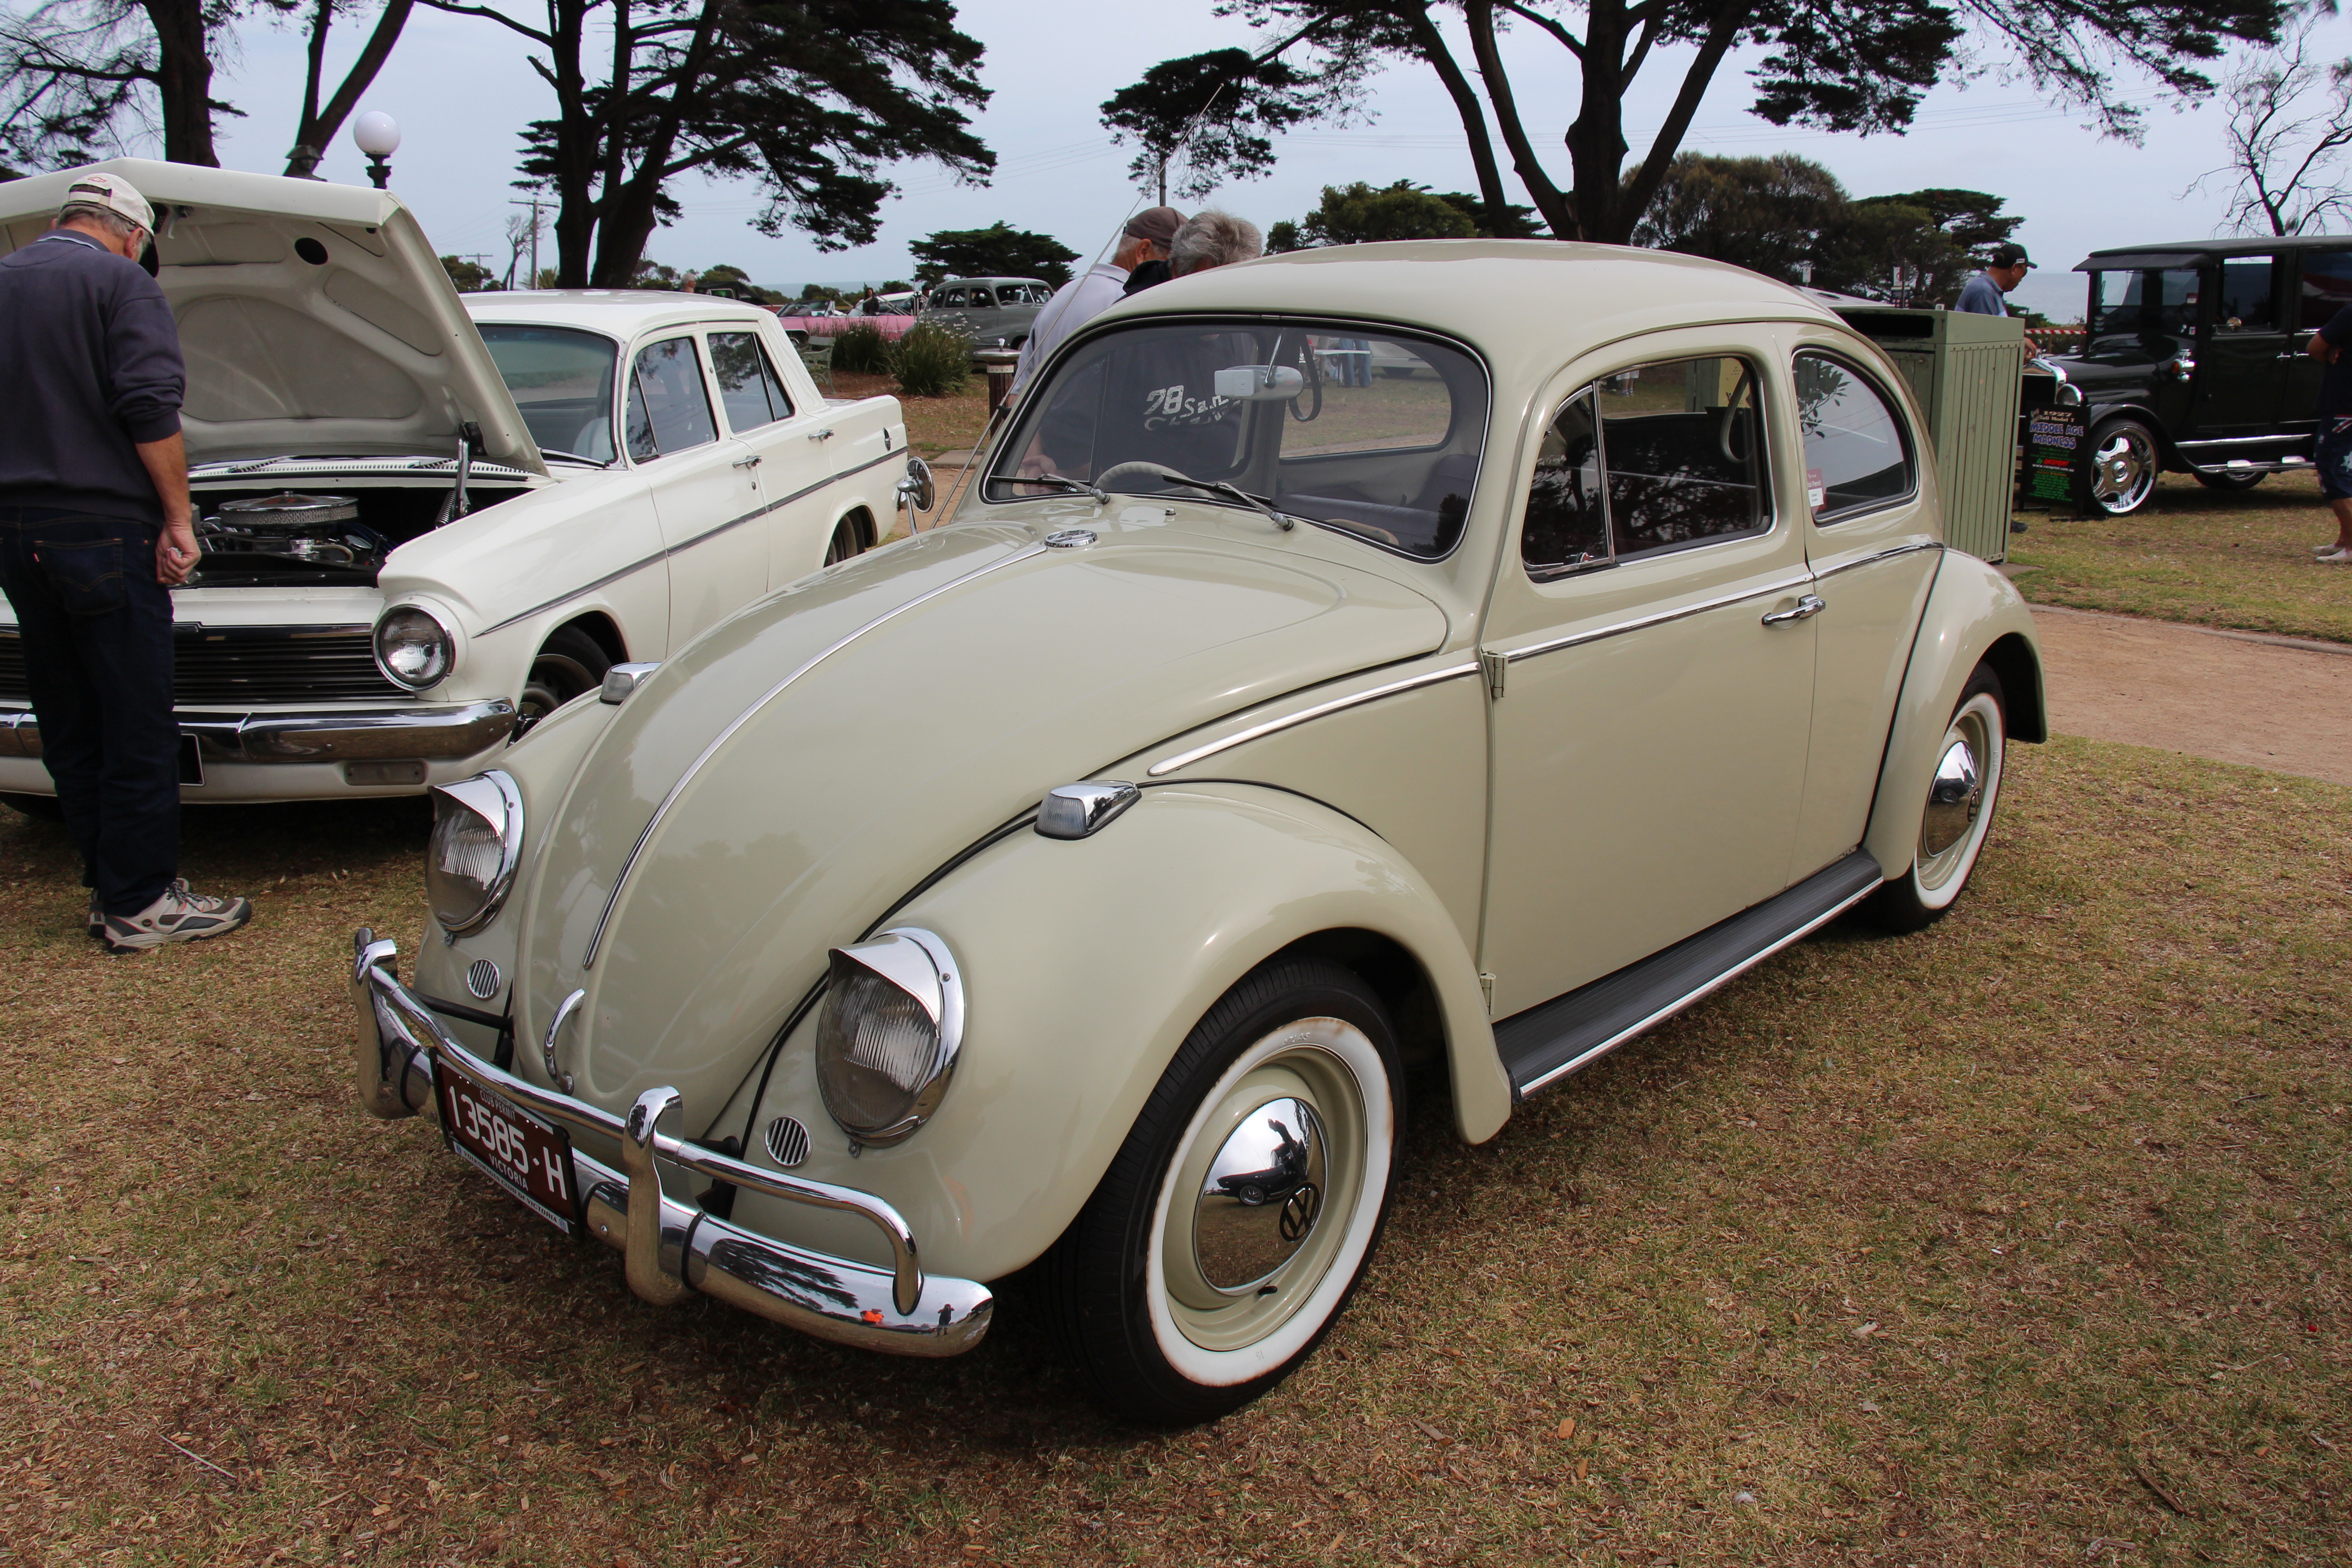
[508,196,549,289]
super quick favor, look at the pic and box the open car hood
[0,159,543,474]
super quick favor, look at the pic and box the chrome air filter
[215,492,360,531]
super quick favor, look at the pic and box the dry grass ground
[2009,471,2352,645]
[832,372,990,462]
[1,736,2347,1567]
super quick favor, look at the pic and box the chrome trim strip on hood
[1146,661,1480,778]
[582,542,1050,968]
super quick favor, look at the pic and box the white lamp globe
[352,111,401,158]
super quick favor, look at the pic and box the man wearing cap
[0,170,252,952]
[1957,245,2032,315]
[1009,206,1184,393]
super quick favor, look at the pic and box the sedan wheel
[1865,664,2006,932]
[1045,958,1401,1424]
[823,516,866,567]
[516,625,612,732]
[2081,418,2160,517]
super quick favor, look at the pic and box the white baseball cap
[60,170,155,233]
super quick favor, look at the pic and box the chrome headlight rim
[373,602,458,691]
[816,927,963,1148]
[426,769,523,936]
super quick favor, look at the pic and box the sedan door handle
[808,428,835,442]
[731,453,763,469]
[1761,593,1826,627]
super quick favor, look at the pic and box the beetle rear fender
[740,782,1509,1287]
[1862,552,2045,880]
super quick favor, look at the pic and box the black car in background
[2026,235,2352,517]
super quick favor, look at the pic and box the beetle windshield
[478,324,618,463]
[989,319,1490,559]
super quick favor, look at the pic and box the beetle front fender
[738,781,1508,1286]
[1863,550,2044,880]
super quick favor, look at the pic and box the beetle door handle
[1761,593,1825,626]
[731,453,762,469]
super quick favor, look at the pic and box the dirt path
[2030,603,2352,786]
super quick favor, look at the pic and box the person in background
[1957,245,2032,316]
[2302,307,2352,563]
[1169,210,1265,277]
[0,171,252,951]
[1011,206,1183,392]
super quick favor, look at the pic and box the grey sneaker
[101,879,252,954]
[86,891,100,938]
[2319,549,2352,566]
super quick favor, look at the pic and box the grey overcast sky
[204,0,2352,319]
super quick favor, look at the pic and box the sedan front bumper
[0,700,516,764]
[348,930,992,1357]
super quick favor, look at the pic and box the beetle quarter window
[625,336,719,461]
[1520,389,1607,578]
[1793,353,1914,521]
[1594,355,1769,559]
[2215,259,2277,333]
[708,331,794,431]
[2301,252,2352,329]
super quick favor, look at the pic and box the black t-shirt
[2319,305,2352,419]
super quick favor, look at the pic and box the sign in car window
[1794,353,1914,520]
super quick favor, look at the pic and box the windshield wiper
[1104,463,1295,531]
[1028,472,1107,503]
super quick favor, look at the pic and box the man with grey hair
[1170,210,1264,277]
[0,169,252,951]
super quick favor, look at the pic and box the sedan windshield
[478,323,618,463]
[989,319,1490,559]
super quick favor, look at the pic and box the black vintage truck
[2024,235,2352,516]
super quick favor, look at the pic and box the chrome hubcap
[1920,738,1981,857]
[1192,1097,1326,1291]
[2091,429,2155,512]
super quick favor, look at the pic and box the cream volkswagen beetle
[0,160,914,809]
[352,241,2044,1423]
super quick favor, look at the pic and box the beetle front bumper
[348,930,992,1357]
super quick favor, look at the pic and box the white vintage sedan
[0,159,922,808]
[353,241,2043,1423]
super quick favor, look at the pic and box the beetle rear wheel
[516,625,612,732]
[1864,663,2006,933]
[1044,957,1401,1425]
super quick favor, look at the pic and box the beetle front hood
[0,159,544,473]
[516,519,1451,1125]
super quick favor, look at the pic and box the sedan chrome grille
[0,626,407,705]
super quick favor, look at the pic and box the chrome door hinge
[1479,972,1495,1015]
[1479,649,1507,700]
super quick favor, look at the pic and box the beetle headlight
[426,770,523,935]
[816,928,963,1147]
[374,603,456,689]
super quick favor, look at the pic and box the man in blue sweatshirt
[0,170,250,952]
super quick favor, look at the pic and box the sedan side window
[707,330,794,432]
[1793,353,1915,522]
[1595,355,1769,559]
[625,336,719,462]
[1520,390,1608,578]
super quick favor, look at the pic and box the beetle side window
[707,330,794,431]
[1793,353,1915,522]
[1520,389,1608,578]
[2300,252,2352,329]
[2216,259,2277,333]
[1594,355,1769,559]
[624,336,719,461]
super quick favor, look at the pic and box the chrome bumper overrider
[0,701,516,764]
[348,930,991,1356]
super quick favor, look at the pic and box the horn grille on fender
[764,1115,811,1168]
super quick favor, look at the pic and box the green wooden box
[1833,305,2026,563]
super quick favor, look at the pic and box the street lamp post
[353,111,401,191]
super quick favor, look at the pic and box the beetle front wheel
[1864,663,2006,932]
[1043,957,1401,1425]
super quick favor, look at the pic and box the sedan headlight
[374,603,456,689]
[816,928,963,1148]
[426,770,523,935]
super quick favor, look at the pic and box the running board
[1498,850,1885,1100]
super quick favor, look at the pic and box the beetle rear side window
[625,336,718,461]
[1794,353,1914,521]
[1594,355,1769,559]
[708,331,794,432]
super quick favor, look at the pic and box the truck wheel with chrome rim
[1044,957,1401,1424]
[1865,664,2006,933]
[2193,469,2267,492]
[2078,416,2159,517]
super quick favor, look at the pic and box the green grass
[0,738,2346,1564]
[2009,469,2352,643]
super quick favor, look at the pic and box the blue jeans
[0,506,178,915]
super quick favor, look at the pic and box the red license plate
[435,1051,580,1237]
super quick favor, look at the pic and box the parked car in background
[0,160,925,810]
[2025,234,2352,516]
[919,276,1054,348]
[773,303,920,346]
[356,240,2042,1424]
